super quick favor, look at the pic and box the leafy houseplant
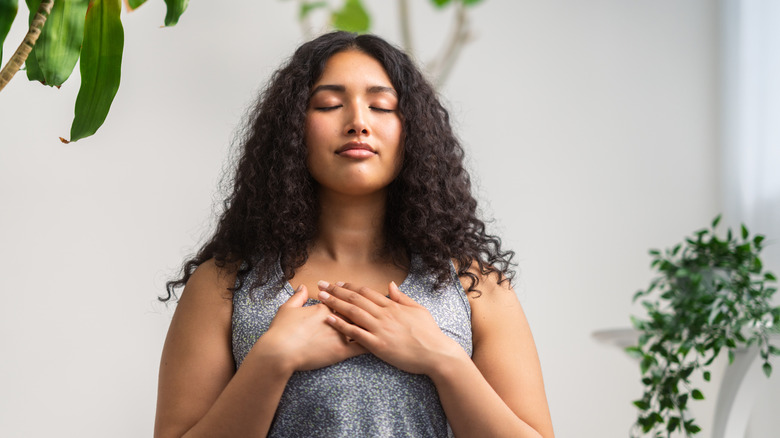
[628,216,780,437]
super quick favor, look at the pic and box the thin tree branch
[398,0,414,56]
[427,0,473,88]
[0,0,55,93]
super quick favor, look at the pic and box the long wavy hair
[163,31,514,301]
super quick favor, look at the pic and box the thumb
[388,281,415,305]
[284,284,308,308]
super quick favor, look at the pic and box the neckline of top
[278,253,420,301]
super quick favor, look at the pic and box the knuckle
[344,291,361,304]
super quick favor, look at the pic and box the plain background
[0,1,777,436]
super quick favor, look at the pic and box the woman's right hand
[252,285,366,372]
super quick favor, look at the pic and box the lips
[335,141,376,155]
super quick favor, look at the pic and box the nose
[344,105,369,136]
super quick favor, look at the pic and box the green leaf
[633,399,650,410]
[728,349,735,364]
[754,235,765,246]
[703,370,711,381]
[163,0,189,26]
[667,416,681,432]
[462,0,484,5]
[67,0,123,143]
[34,0,89,86]
[0,0,18,64]
[127,0,147,9]
[331,0,369,33]
[764,362,772,378]
[686,423,702,434]
[640,355,655,374]
[712,214,722,228]
[765,272,777,281]
[741,224,749,240]
[625,346,643,359]
[691,389,704,400]
[24,0,45,83]
[300,1,328,20]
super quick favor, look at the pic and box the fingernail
[319,291,330,300]
[296,284,304,292]
[317,280,330,290]
[335,281,345,287]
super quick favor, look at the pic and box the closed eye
[370,106,395,113]
[314,105,342,111]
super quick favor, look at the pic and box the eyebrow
[310,84,397,97]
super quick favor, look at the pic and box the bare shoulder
[178,259,238,306]
[453,260,518,314]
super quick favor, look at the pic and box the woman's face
[304,50,403,198]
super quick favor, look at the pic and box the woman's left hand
[317,281,464,375]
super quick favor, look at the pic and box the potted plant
[628,215,780,437]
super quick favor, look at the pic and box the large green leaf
[0,0,18,64]
[163,0,188,26]
[24,0,45,83]
[331,0,369,33]
[67,0,123,143]
[35,0,88,86]
[127,0,147,9]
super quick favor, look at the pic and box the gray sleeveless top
[232,254,472,437]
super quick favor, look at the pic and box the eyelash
[313,105,395,113]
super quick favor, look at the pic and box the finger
[323,281,389,316]
[326,314,375,348]
[342,282,391,307]
[388,281,417,306]
[281,284,308,308]
[318,282,380,327]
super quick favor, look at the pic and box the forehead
[313,50,394,90]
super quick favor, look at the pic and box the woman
[155,31,554,437]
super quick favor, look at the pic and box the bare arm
[431,271,555,437]
[154,260,364,438]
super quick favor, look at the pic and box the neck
[312,189,390,264]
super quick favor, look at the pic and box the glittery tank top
[231,254,472,437]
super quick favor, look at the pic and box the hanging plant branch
[627,215,780,437]
[0,0,53,92]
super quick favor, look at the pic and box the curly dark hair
[163,31,514,301]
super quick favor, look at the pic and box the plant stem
[0,0,54,93]
[398,0,414,56]
[428,0,472,88]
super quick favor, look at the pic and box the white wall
[0,1,748,437]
